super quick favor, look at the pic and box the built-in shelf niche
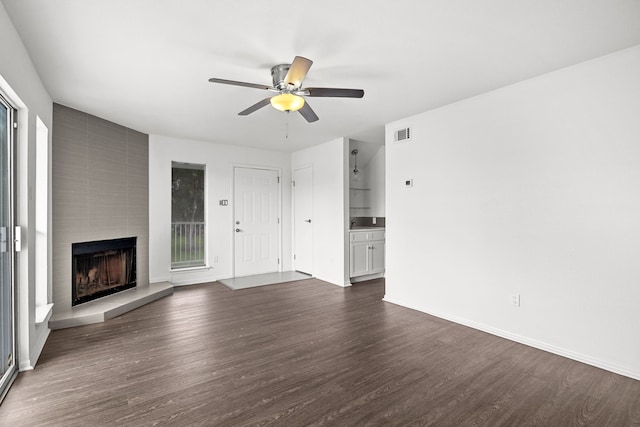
[350,187,372,210]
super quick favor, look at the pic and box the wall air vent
[394,126,411,142]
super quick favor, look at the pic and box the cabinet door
[350,242,370,277]
[369,240,385,274]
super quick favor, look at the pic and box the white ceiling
[3,0,640,152]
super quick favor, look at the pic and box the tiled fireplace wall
[52,104,149,313]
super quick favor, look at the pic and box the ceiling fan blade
[305,87,364,98]
[208,77,271,91]
[238,97,272,116]
[298,101,319,123]
[284,56,313,88]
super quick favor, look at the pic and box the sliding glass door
[0,94,16,399]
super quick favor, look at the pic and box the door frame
[0,92,17,400]
[231,165,282,278]
[292,165,313,275]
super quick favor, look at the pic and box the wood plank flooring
[1,278,639,426]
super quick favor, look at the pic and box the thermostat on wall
[405,179,413,188]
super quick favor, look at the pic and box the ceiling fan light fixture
[270,93,305,112]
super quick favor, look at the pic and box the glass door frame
[0,92,17,401]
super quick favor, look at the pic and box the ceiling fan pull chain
[285,111,290,140]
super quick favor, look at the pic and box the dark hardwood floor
[1,278,639,426]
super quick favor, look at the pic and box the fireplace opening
[72,237,137,306]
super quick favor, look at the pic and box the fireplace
[72,237,137,306]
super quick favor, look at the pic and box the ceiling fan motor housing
[271,64,292,90]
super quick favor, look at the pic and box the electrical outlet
[511,294,520,307]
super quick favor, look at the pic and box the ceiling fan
[208,56,364,123]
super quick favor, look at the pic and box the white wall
[292,138,349,286]
[0,2,53,370]
[149,135,292,285]
[385,45,640,380]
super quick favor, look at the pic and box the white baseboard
[350,272,384,284]
[172,280,222,287]
[19,361,33,371]
[315,275,350,288]
[28,326,51,370]
[149,276,170,283]
[170,274,230,286]
[20,322,52,371]
[383,295,640,382]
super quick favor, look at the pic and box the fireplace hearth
[72,237,137,306]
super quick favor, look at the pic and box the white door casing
[0,94,16,396]
[233,167,281,277]
[293,166,313,274]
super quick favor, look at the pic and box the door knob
[304,219,312,223]
[235,228,242,232]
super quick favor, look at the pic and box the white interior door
[234,167,280,277]
[293,166,313,274]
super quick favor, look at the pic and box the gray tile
[88,167,127,187]
[53,103,87,130]
[53,139,89,167]
[127,214,149,234]
[88,138,127,162]
[53,199,89,224]
[53,123,88,145]
[127,129,148,145]
[53,106,150,310]
[88,114,126,140]
[53,173,89,196]
[127,181,148,200]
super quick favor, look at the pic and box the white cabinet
[350,242,371,277]
[369,240,385,273]
[349,229,385,278]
